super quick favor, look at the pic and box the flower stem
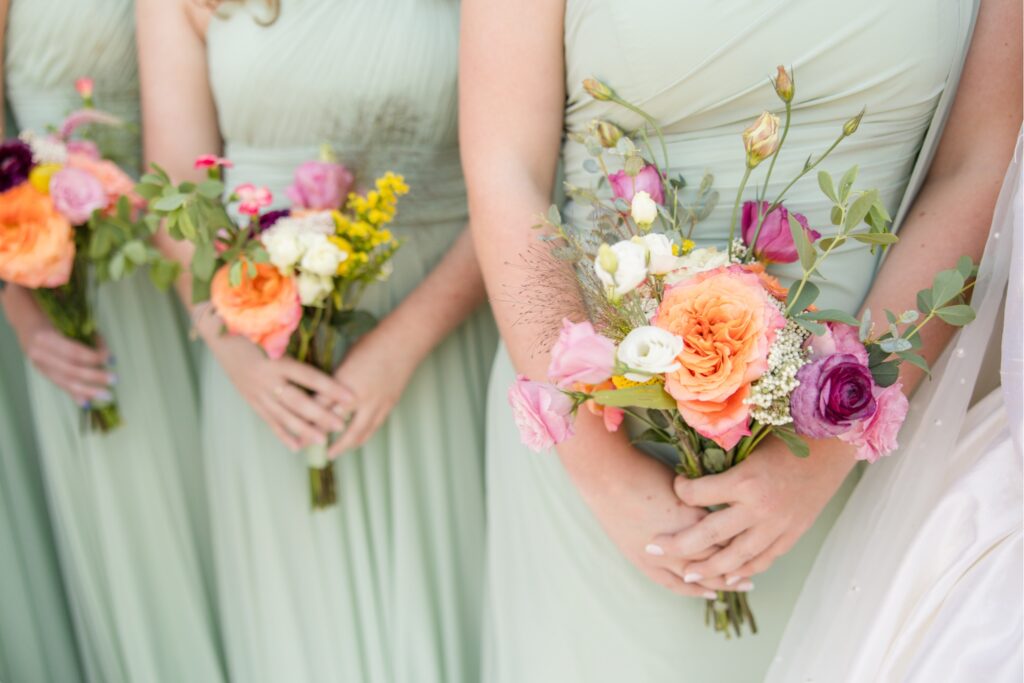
[728,167,753,259]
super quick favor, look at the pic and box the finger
[652,569,719,600]
[727,532,797,583]
[683,528,777,584]
[36,331,108,367]
[328,405,378,457]
[267,395,326,448]
[280,359,357,407]
[646,506,750,560]
[277,384,346,433]
[34,353,114,390]
[673,470,744,508]
[254,395,303,451]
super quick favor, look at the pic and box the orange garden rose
[210,261,302,359]
[0,183,75,287]
[654,265,785,449]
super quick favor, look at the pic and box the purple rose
[741,201,821,263]
[0,140,34,192]
[258,208,291,233]
[609,164,664,204]
[285,160,354,210]
[49,167,107,224]
[791,353,878,439]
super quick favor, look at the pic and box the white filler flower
[616,326,683,381]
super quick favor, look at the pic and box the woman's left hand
[646,437,857,587]
[322,326,419,458]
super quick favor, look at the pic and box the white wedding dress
[767,116,1023,682]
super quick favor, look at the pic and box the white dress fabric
[767,129,1023,682]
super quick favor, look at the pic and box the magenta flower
[234,183,273,216]
[194,155,234,170]
[285,160,354,211]
[548,318,616,388]
[0,140,34,192]
[49,167,107,224]
[508,375,575,452]
[741,201,821,263]
[791,353,878,439]
[838,382,909,462]
[59,108,122,140]
[609,164,664,205]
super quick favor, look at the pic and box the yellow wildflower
[611,374,660,389]
[28,163,62,195]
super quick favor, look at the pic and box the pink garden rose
[49,167,107,224]
[508,375,575,452]
[235,183,273,216]
[609,164,664,205]
[286,160,354,211]
[807,321,869,365]
[741,201,821,263]
[839,382,909,462]
[548,318,616,388]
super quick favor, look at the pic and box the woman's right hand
[3,285,114,406]
[204,330,353,452]
[564,426,728,598]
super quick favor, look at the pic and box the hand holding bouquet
[139,148,407,508]
[0,78,179,432]
[510,68,978,636]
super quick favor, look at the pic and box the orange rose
[654,265,785,449]
[66,152,140,210]
[744,262,789,301]
[210,261,302,359]
[0,183,75,288]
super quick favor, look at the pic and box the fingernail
[644,544,664,556]
[107,373,119,386]
[726,576,742,587]
[683,572,703,583]
[703,591,718,600]
[95,391,113,403]
[737,581,754,592]
[107,355,117,367]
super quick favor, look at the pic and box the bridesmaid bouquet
[0,78,179,432]
[509,69,978,637]
[138,149,407,508]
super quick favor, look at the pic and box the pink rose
[235,183,273,216]
[807,321,869,365]
[609,164,664,204]
[49,167,107,224]
[548,318,616,388]
[65,139,100,160]
[286,160,354,211]
[741,201,821,264]
[508,375,575,452]
[839,382,909,463]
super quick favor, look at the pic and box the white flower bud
[616,326,683,381]
[630,190,659,229]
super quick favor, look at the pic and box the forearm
[0,285,47,342]
[371,228,486,370]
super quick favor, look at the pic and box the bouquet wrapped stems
[296,303,342,510]
[31,252,120,433]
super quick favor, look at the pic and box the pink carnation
[286,160,353,211]
[508,375,575,452]
[548,318,616,388]
[609,164,664,204]
[49,167,107,224]
[839,382,909,463]
[235,183,273,216]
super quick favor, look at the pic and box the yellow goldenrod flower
[681,239,696,254]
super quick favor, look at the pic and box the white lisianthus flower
[261,228,304,271]
[296,272,334,306]
[664,246,731,285]
[298,233,345,277]
[630,190,658,229]
[594,239,648,298]
[636,233,679,275]
[19,131,67,165]
[617,326,683,381]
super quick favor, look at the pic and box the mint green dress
[5,2,225,681]
[0,313,82,683]
[484,1,972,681]
[204,2,497,681]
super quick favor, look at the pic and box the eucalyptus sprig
[86,195,181,291]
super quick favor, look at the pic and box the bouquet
[0,78,179,432]
[139,148,407,508]
[509,68,978,637]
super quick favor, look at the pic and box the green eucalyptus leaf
[817,170,838,203]
[818,236,846,251]
[191,276,210,304]
[109,251,125,280]
[192,241,217,282]
[788,213,817,271]
[228,260,243,287]
[896,350,931,376]
[592,384,677,410]
[851,232,899,246]
[786,280,820,314]
[956,255,975,280]
[870,360,900,387]
[196,179,225,199]
[830,205,844,226]
[582,158,600,174]
[123,240,148,265]
[916,289,934,314]
[844,190,878,231]
[153,193,186,212]
[793,316,827,336]
[804,309,860,326]
[838,165,859,201]
[935,304,976,326]
[774,427,810,458]
[930,269,965,308]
